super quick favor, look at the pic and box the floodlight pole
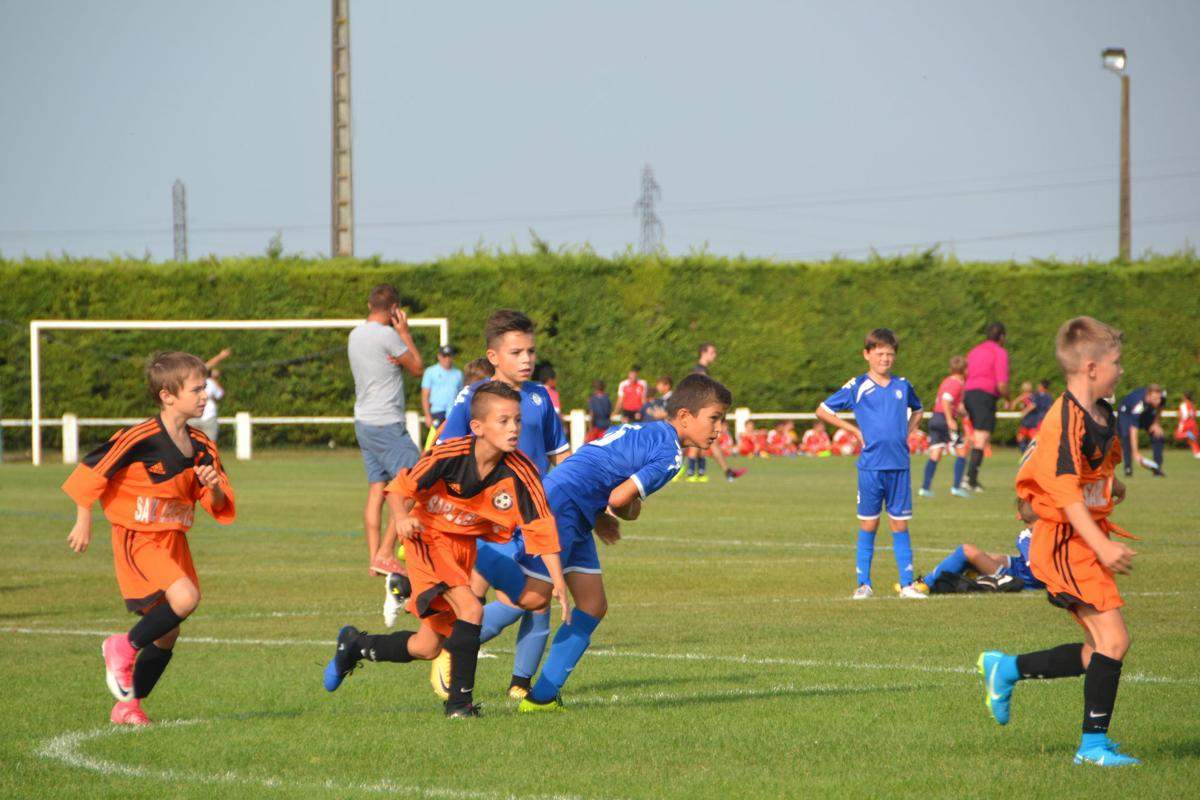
[1118,73,1131,261]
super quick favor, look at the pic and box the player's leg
[684,445,698,479]
[922,543,971,587]
[920,446,941,495]
[471,540,555,697]
[524,570,606,709]
[363,481,387,572]
[709,442,746,482]
[962,543,1005,576]
[1071,605,1137,765]
[883,471,922,597]
[439,585,485,715]
[852,470,883,599]
[1118,418,1135,475]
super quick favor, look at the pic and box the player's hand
[194,463,222,489]
[395,516,424,541]
[1097,540,1136,574]
[1112,478,1126,505]
[1149,423,1163,438]
[389,306,410,335]
[217,347,232,360]
[594,511,621,545]
[552,581,572,624]
[851,426,866,446]
[67,520,91,554]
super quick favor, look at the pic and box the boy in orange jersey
[63,352,236,726]
[977,317,1141,767]
[323,382,569,717]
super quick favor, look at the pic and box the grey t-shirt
[348,321,409,425]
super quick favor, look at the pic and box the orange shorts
[1027,519,1123,612]
[403,531,477,637]
[111,526,199,614]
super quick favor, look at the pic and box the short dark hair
[592,379,605,392]
[657,375,673,388]
[864,328,899,352]
[485,309,535,348]
[698,342,715,357]
[630,365,641,373]
[986,321,1007,342]
[470,381,521,420]
[1038,379,1051,390]
[368,284,400,312]
[463,357,495,384]
[667,373,732,417]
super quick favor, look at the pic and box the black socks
[443,620,483,709]
[357,631,415,663]
[1016,643,1085,680]
[967,448,984,485]
[1082,653,1122,734]
[129,604,185,649]
[133,643,174,699]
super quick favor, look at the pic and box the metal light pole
[1102,47,1130,261]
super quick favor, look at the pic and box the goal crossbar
[29,318,449,465]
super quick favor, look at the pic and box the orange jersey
[62,416,236,532]
[386,437,558,556]
[1015,393,1121,524]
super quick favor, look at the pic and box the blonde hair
[147,351,207,405]
[1055,317,1123,374]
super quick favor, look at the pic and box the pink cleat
[110,699,150,726]
[370,556,406,577]
[102,634,136,701]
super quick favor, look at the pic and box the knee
[962,543,981,559]
[1095,629,1131,661]
[859,520,879,534]
[579,598,608,620]
[171,588,200,618]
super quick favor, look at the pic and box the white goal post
[29,318,449,465]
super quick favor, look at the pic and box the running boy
[817,329,925,599]
[1174,390,1200,457]
[470,372,731,710]
[63,352,236,725]
[323,383,569,717]
[977,316,1140,766]
[920,355,969,498]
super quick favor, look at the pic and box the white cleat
[383,588,401,628]
[898,584,929,599]
[851,584,875,600]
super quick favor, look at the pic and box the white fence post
[569,409,586,452]
[235,412,252,461]
[405,410,422,448]
[734,407,751,441]
[62,413,79,464]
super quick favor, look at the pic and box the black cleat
[323,625,363,692]
[445,702,483,718]
[507,674,532,700]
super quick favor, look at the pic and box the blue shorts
[856,468,912,521]
[354,420,421,484]
[1000,555,1042,590]
[517,503,602,581]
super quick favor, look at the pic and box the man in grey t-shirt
[348,284,424,584]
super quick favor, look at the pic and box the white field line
[5,626,1197,686]
[625,535,958,554]
[36,719,593,800]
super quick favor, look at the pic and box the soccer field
[1,450,1197,799]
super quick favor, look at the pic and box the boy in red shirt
[63,352,236,726]
[617,367,648,422]
[801,422,832,456]
[1174,390,1200,457]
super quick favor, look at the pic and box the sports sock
[855,529,875,587]
[474,545,528,600]
[1082,652,1122,734]
[686,457,696,476]
[479,600,523,644]
[357,630,415,663]
[925,545,968,586]
[967,448,984,485]
[698,457,706,475]
[529,609,601,702]
[443,620,482,709]
[512,609,550,679]
[128,604,185,650]
[922,458,938,490]
[1015,643,1085,680]
[132,643,173,699]
[892,530,914,586]
[1190,435,1200,455]
[952,456,966,487]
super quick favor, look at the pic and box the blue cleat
[977,650,1017,725]
[1074,737,1141,767]
[323,625,363,692]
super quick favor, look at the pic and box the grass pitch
[1,449,1198,799]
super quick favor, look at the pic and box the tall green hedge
[2,252,1197,451]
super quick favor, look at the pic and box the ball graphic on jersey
[492,491,513,511]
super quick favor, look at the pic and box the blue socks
[892,530,914,586]
[529,609,601,702]
[698,457,707,475]
[922,458,938,490]
[924,545,967,586]
[855,529,875,586]
[953,456,966,488]
[513,610,550,679]
[479,600,523,644]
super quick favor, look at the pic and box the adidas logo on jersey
[148,462,167,475]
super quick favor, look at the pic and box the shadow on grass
[569,681,940,711]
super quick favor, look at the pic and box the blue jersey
[1118,387,1158,429]
[439,380,568,474]
[1009,528,1042,589]
[1029,391,1053,427]
[821,373,921,471]
[543,421,682,520]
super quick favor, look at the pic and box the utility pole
[331,0,354,257]
[172,179,188,262]
[634,164,662,255]
[1102,48,1131,261]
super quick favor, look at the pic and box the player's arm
[205,347,232,369]
[384,490,421,539]
[195,463,227,511]
[67,504,92,554]
[387,307,424,377]
[550,450,570,465]
[538,551,572,623]
[1062,501,1134,573]
[816,405,861,442]
[1127,423,1141,460]
[608,478,642,521]
[907,408,923,436]
[420,387,433,425]
[62,437,123,553]
[1149,404,1164,438]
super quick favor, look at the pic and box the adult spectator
[347,284,424,576]
[962,322,1009,492]
[1118,383,1166,477]
[421,344,463,431]
[188,347,231,442]
[618,366,648,422]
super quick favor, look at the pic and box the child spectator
[586,380,614,443]
[1174,390,1200,457]
[617,367,648,422]
[801,421,833,456]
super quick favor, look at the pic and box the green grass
[2,450,1198,799]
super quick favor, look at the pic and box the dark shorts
[963,390,998,433]
[928,412,951,447]
[620,409,641,422]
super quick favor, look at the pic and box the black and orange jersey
[62,416,236,532]
[387,436,559,555]
[1015,392,1121,523]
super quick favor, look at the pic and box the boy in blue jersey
[471,372,732,711]
[816,328,926,600]
[1117,383,1165,477]
[920,499,1044,593]
[432,309,569,699]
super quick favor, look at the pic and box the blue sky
[2,0,1198,262]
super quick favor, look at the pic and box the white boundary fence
[3,407,1179,465]
[26,318,449,465]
